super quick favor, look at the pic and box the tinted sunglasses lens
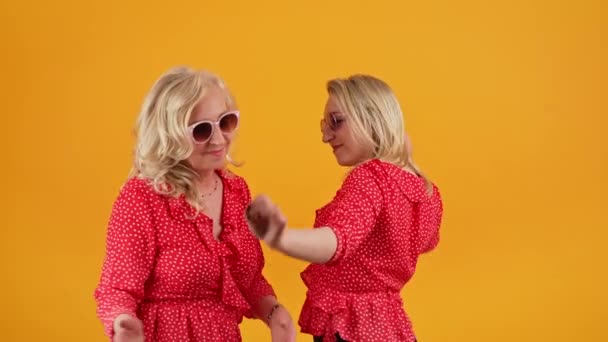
[219,113,239,133]
[192,122,212,142]
[330,115,342,130]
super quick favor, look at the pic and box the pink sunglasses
[320,112,345,131]
[188,110,240,144]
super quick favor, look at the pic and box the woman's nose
[208,124,225,144]
[320,119,334,143]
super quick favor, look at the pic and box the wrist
[271,227,289,252]
[266,303,282,325]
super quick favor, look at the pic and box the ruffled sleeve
[314,163,383,264]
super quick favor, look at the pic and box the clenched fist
[246,195,287,248]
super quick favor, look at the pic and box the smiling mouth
[206,148,224,155]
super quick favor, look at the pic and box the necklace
[201,177,219,198]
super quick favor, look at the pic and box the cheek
[186,143,206,160]
[339,130,358,149]
[192,143,208,153]
[342,134,372,159]
[219,133,235,150]
[223,133,233,145]
[335,129,350,143]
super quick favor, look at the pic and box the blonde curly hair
[129,66,238,211]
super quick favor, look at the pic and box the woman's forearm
[275,227,338,264]
[252,295,279,326]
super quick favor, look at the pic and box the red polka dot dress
[94,170,275,341]
[298,159,443,342]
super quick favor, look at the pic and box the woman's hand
[246,195,287,248]
[113,314,144,342]
[268,305,296,342]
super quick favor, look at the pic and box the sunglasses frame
[320,112,345,132]
[188,110,240,144]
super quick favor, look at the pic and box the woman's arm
[247,166,382,265]
[273,226,338,264]
[94,179,156,339]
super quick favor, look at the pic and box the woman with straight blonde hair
[94,66,295,342]
[247,74,443,342]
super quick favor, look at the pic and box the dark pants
[313,333,347,342]
[314,333,417,342]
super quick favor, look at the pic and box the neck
[196,169,216,188]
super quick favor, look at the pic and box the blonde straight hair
[327,74,433,194]
[129,66,238,211]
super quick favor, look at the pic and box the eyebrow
[189,108,232,125]
[213,108,232,119]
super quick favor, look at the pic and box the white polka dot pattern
[94,170,275,341]
[298,159,443,342]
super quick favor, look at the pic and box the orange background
[1,0,606,341]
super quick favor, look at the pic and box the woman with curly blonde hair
[94,66,295,342]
